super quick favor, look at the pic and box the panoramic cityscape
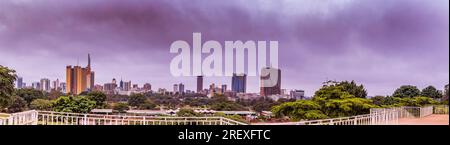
[0,0,449,128]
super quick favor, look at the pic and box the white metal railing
[293,109,399,125]
[1,105,447,125]
[280,105,447,125]
[36,111,247,125]
[433,105,449,114]
[0,110,38,125]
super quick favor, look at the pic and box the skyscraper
[123,81,132,91]
[40,78,51,92]
[260,67,281,97]
[231,73,246,93]
[52,79,60,91]
[221,84,227,93]
[16,77,23,89]
[32,82,40,90]
[179,83,185,94]
[66,54,95,95]
[174,84,179,93]
[119,78,124,90]
[197,76,203,93]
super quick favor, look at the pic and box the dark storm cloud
[0,0,448,95]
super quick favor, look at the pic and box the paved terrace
[1,105,448,125]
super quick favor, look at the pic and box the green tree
[210,94,246,111]
[7,96,27,113]
[87,91,107,108]
[271,100,328,121]
[338,81,368,98]
[322,97,376,117]
[30,99,53,110]
[444,84,449,98]
[443,84,449,104]
[401,96,438,107]
[128,93,146,107]
[371,96,385,106]
[421,86,443,98]
[176,108,200,117]
[0,65,16,110]
[139,100,156,109]
[392,85,421,98]
[52,96,96,113]
[16,88,45,105]
[113,102,129,113]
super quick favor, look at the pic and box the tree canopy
[87,91,107,108]
[16,88,46,105]
[0,65,16,110]
[392,85,421,98]
[421,86,443,98]
[52,96,96,113]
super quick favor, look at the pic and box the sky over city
[0,0,448,96]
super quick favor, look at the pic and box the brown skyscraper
[197,76,203,93]
[66,54,95,95]
[260,67,281,97]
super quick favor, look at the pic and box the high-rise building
[103,83,117,94]
[143,83,152,92]
[40,78,51,92]
[16,77,23,89]
[221,84,227,93]
[290,90,305,100]
[179,83,185,94]
[123,81,132,91]
[209,83,216,97]
[119,79,124,90]
[232,73,246,93]
[174,84,179,93]
[32,82,40,90]
[66,54,95,95]
[60,82,66,93]
[52,79,60,91]
[260,67,281,97]
[197,76,203,93]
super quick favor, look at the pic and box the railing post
[83,114,87,125]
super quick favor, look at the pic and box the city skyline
[1,0,449,96]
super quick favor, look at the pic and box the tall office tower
[123,81,132,91]
[209,83,216,97]
[196,76,203,93]
[16,77,23,89]
[66,54,95,95]
[52,79,60,90]
[119,79,124,90]
[60,82,66,93]
[40,78,51,92]
[173,84,179,93]
[143,83,152,92]
[178,83,185,94]
[32,82,40,90]
[231,73,247,93]
[221,84,227,93]
[260,67,281,97]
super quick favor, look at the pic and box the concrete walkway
[398,114,449,125]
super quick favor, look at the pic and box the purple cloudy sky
[0,0,448,96]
